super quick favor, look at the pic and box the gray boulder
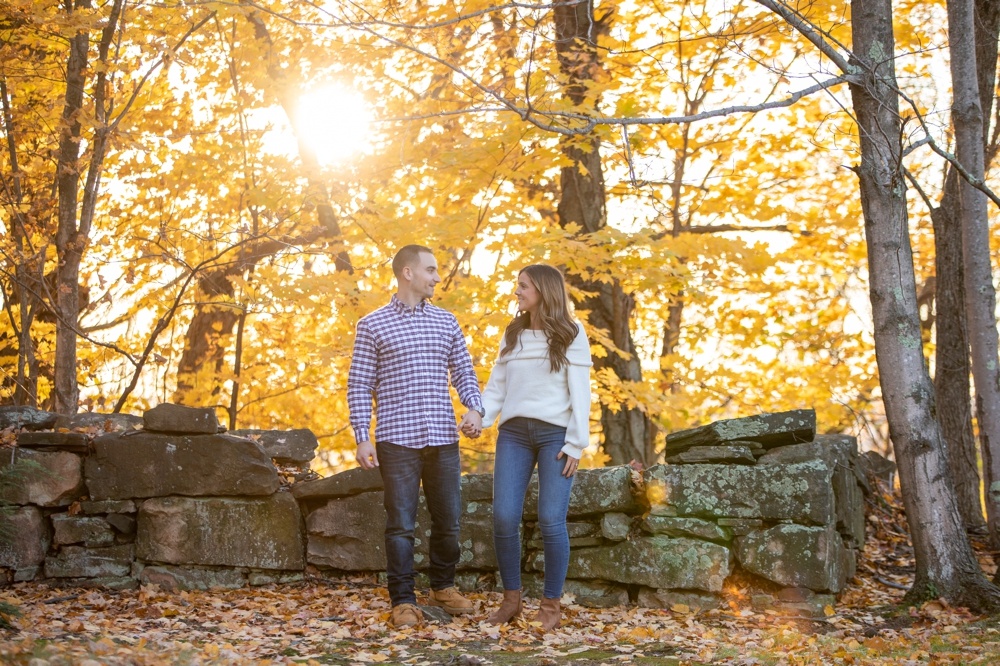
[137,493,304,570]
[531,536,733,592]
[0,406,57,431]
[736,524,849,593]
[143,404,219,434]
[86,432,279,500]
[600,513,632,541]
[644,460,835,525]
[758,434,866,547]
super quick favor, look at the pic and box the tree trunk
[849,0,1000,611]
[948,0,1000,548]
[928,0,1000,537]
[1,77,40,406]
[553,0,653,466]
[931,176,984,531]
[52,11,90,415]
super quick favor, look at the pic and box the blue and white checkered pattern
[348,295,484,448]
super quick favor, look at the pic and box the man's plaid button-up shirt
[347,295,484,448]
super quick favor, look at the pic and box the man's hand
[356,441,379,469]
[459,410,483,438]
[557,450,579,477]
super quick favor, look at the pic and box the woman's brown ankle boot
[535,596,561,631]
[486,589,522,625]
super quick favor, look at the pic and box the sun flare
[293,84,371,165]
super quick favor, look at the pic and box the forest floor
[2,485,1000,665]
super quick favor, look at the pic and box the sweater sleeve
[480,355,507,428]
[562,325,593,458]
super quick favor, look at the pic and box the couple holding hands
[347,245,592,631]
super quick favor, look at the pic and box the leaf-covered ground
[3,488,1000,665]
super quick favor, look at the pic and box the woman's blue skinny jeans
[492,417,575,599]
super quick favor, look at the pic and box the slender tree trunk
[947,0,1000,548]
[52,0,124,414]
[52,10,90,415]
[928,0,1000,536]
[553,0,653,467]
[1,77,40,406]
[932,175,984,531]
[849,0,1000,610]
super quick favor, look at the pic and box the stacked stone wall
[0,405,885,616]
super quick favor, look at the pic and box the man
[347,244,485,629]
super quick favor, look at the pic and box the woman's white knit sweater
[481,323,593,459]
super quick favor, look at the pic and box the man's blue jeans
[492,417,575,599]
[376,441,462,607]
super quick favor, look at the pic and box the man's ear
[400,265,412,282]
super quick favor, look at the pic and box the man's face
[406,251,441,299]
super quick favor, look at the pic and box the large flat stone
[54,412,143,433]
[644,461,835,525]
[530,536,733,592]
[86,432,279,499]
[665,410,816,455]
[137,493,304,570]
[16,432,89,452]
[291,467,383,501]
[0,406,57,431]
[0,448,85,506]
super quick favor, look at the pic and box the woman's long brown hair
[500,264,579,372]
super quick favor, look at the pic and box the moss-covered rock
[644,461,835,524]
[531,536,733,592]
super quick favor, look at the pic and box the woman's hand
[459,410,483,438]
[557,450,579,477]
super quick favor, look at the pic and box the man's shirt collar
[391,294,427,315]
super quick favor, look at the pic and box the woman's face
[515,273,540,317]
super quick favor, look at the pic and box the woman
[471,264,592,631]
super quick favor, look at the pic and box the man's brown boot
[534,597,561,631]
[428,586,474,615]
[485,589,522,625]
[390,603,423,628]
